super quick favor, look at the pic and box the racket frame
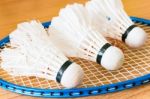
[0,17,150,98]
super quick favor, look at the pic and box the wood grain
[0,0,150,99]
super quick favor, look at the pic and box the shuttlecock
[0,20,84,88]
[48,4,124,70]
[86,0,147,48]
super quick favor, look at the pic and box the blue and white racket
[0,17,150,98]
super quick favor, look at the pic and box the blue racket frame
[0,17,150,98]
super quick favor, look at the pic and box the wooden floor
[0,0,150,99]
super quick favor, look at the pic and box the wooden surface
[0,0,150,99]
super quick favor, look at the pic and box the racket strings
[0,22,150,89]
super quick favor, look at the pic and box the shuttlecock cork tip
[100,46,124,70]
[125,26,147,48]
[60,63,84,88]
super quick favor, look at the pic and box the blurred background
[0,0,150,39]
[0,0,150,99]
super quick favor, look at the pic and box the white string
[0,22,150,89]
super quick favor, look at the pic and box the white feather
[49,4,107,61]
[0,20,84,88]
[48,3,124,70]
[86,0,147,48]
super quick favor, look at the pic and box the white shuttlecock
[0,20,84,88]
[48,4,124,70]
[86,0,147,48]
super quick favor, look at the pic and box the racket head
[0,17,150,98]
